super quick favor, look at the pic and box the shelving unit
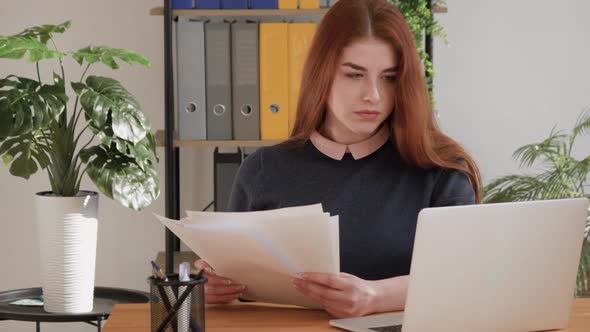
[150,7,329,16]
[155,130,282,148]
[149,5,447,17]
[152,0,446,274]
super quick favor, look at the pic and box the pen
[151,260,168,281]
[150,260,178,331]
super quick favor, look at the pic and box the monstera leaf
[0,74,67,137]
[0,21,70,62]
[17,21,71,44]
[78,76,150,144]
[72,46,150,69]
[80,144,159,210]
[0,36,64,62]
[0,132,50,179]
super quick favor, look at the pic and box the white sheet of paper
[154,211,339,309]
[185,203,324,219]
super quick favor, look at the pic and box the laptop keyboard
[370,324,403,332]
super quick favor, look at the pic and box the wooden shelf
[156,130,283,148]
[150,7,328,17]
[149,6,447,17]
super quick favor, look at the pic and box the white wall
[1,0,589,331]
[435,0,590,183]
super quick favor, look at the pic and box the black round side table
[0,287,150,332]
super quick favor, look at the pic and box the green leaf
[0,36,64,62]
[512,128,568,169]
[72,46,150,69]
[573,107,590,139]
[81,76,149,144]
[10,145,38,178]
[71,82,86,96]
[111,163,159,211]
[112,101,149,144]
[0,133,42,179]
[82,145,114,197]
[0,75,67,137]
[16,21,71,45]
[82,143,160,210]
[124,137,153,172]
[0,99,12,136]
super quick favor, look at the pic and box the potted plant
[0,21,159,313]
[484,108,590,297]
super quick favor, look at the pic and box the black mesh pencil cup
[148,274,207,332]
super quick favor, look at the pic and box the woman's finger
[301,272,349,291]
[292,278,347,303]
[194,259,211,271]
[205,283,247,296]
[293,281,343,309]
[205,274,238,286]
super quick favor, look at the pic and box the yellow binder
[299,0,319,8]
[288,23,316,133]
[260,23,290,140]
[278,0,297,9]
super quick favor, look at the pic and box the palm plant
[0,21,159,210]
[484,108,590,296]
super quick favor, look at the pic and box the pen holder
[148,274,207,332]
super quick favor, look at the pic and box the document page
[154,204,339,308]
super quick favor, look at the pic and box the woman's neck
[320,117,381,145]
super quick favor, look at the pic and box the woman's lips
[355,110,380,120]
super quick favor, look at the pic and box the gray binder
[177,19,207,140]
[205,22,233,140]
[319,0,329,8]
[231,22,260,140]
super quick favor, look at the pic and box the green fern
[484,108,590,296]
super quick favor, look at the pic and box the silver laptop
[330,198,589,332]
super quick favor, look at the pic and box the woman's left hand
[292,272,377,318]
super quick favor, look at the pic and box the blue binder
[250,0,278,9]
[222,0,248,9]
[172,0,193,9]
[196,0,221,9]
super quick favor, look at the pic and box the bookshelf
[149,5,447,17]
[154,1,446,274]
[150,7,329,16]
[155,130,283,148]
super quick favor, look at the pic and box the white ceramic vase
[35,190,98,313]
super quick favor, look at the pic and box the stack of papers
[154,204,339,309]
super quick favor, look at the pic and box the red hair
[290,0,482,203]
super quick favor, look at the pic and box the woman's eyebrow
[342,62,399,73]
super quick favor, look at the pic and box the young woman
[195,0,482,318]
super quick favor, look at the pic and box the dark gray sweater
[227,139,475,280]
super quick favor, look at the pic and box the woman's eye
[383,75,397,82]
[346,73,363,79]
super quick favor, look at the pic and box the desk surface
[103,298,590,331]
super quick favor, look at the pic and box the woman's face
[325,36,398,143]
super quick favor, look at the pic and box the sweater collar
[310,125,390,160]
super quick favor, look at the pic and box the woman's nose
[362,81,381,105]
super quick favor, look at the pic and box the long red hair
[290,0,482,202]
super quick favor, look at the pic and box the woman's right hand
[194,259,247,304]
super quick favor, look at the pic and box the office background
[1,0,589,330]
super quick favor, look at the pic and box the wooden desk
[103,299,590,331]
